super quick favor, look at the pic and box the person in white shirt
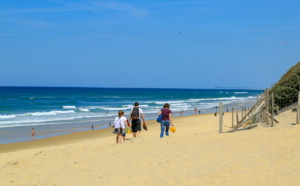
[129,102,146,137]
[112,110,128,144]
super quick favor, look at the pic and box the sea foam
[63,106,77,109]
[0,115,17,119]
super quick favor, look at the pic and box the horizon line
[0,85,266,90]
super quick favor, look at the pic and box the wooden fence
[218,89,293,133]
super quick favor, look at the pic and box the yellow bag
[170,126,176,133]
[126,127,131,134]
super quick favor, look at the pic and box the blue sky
[0,0,299,89]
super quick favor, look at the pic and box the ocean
[0,87,263,144]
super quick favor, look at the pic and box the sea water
[0,87,263,144]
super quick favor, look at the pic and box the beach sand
[1,110,300,185]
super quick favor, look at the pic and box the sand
[1,110,300,185]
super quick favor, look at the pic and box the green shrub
[269,62,300,110]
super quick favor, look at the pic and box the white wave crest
[139,105,149,108]
[188,97,243,102]
[84,106,105,110]
[123,105,134,108]
[0,111,103,128]
[155,101,185,105]
[0,115,17,119]
[121,104,149,108]
[29,110,75,116]
[102,107,127,111]
[62,106,77,109]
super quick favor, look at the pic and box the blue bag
[157,109,163,123]
[157,114,163,123]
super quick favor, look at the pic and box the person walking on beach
[129,102,146,138]
[158,103,174,138]
[112,110,127,144]
[31,128,35,137]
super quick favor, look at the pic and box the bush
[269,62,300,110]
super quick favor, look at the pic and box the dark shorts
[131,119,141,132]
[114,128,125,135]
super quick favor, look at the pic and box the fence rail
[219,89,300,133]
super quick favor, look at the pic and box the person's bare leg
[136,131,140,137]
[118,134,122,143]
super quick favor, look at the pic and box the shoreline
[0,102,254,145]
[0,110,203,145]
[0,113,207,153]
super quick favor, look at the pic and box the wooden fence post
[297,92,300,124]
[232,107,234,128]
[236,107,239,125]
[219,102,223,133]
[271,92,274,127]
[265,89,269,124]
[241,106,244,119]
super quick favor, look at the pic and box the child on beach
[112,110,127,144]
[123,119,131,142]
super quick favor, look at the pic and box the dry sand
[1,110,300,186]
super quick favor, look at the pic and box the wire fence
[219,88,300,133]
[271,82,300,114]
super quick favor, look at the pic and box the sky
[0,0,299,89]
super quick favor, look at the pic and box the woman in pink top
[158,103,174,138]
